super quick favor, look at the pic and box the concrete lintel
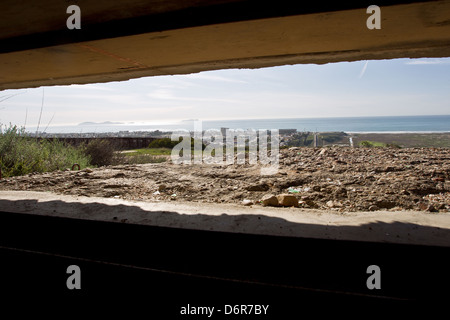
[1,1,450,90]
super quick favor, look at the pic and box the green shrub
[0,123,90,178]
[359,141,374,147]
[82,139,120,167]
[148,137,205,150]
[148,138,180,149]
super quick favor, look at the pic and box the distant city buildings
[28,128,349,147]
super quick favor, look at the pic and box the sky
[0,57,449,129]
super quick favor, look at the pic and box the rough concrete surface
[2,1,450,89]
[1,190,449,247]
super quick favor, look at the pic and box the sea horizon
[20,114,450,134]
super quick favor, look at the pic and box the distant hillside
[78,121,123,126]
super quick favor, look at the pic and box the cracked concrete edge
[1,190,449,247]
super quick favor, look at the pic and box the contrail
[359,61,369,79]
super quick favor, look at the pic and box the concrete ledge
[1,191,449,247]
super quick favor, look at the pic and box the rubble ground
[0,147,449,213]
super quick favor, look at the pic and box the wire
[0,244,409,301]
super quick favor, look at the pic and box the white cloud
[405,59,450,65]
[182,73,248,84]
[68,84,114,91]
[146,89,239,103]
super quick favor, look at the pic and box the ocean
[31,115,450,134]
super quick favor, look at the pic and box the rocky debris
[418,202,438,212]
[242,199,253,206]
[276,194,299,207]
[260,194,279,207]
[326,200,343,208]
[303,199,319,208]
[113,172,126,178]
[0,147,449,213]
[246,183,270,191]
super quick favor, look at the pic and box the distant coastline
[24,114,450,135]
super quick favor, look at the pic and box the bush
[148,138,180,149]
[0,123,90,178]
[359,141,374,147]
[82,139,121,167]
[148,137,205,150]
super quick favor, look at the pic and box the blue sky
[0,57,449,128]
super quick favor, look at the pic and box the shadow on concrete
[0,197,449,313]
[1,197,449,247]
